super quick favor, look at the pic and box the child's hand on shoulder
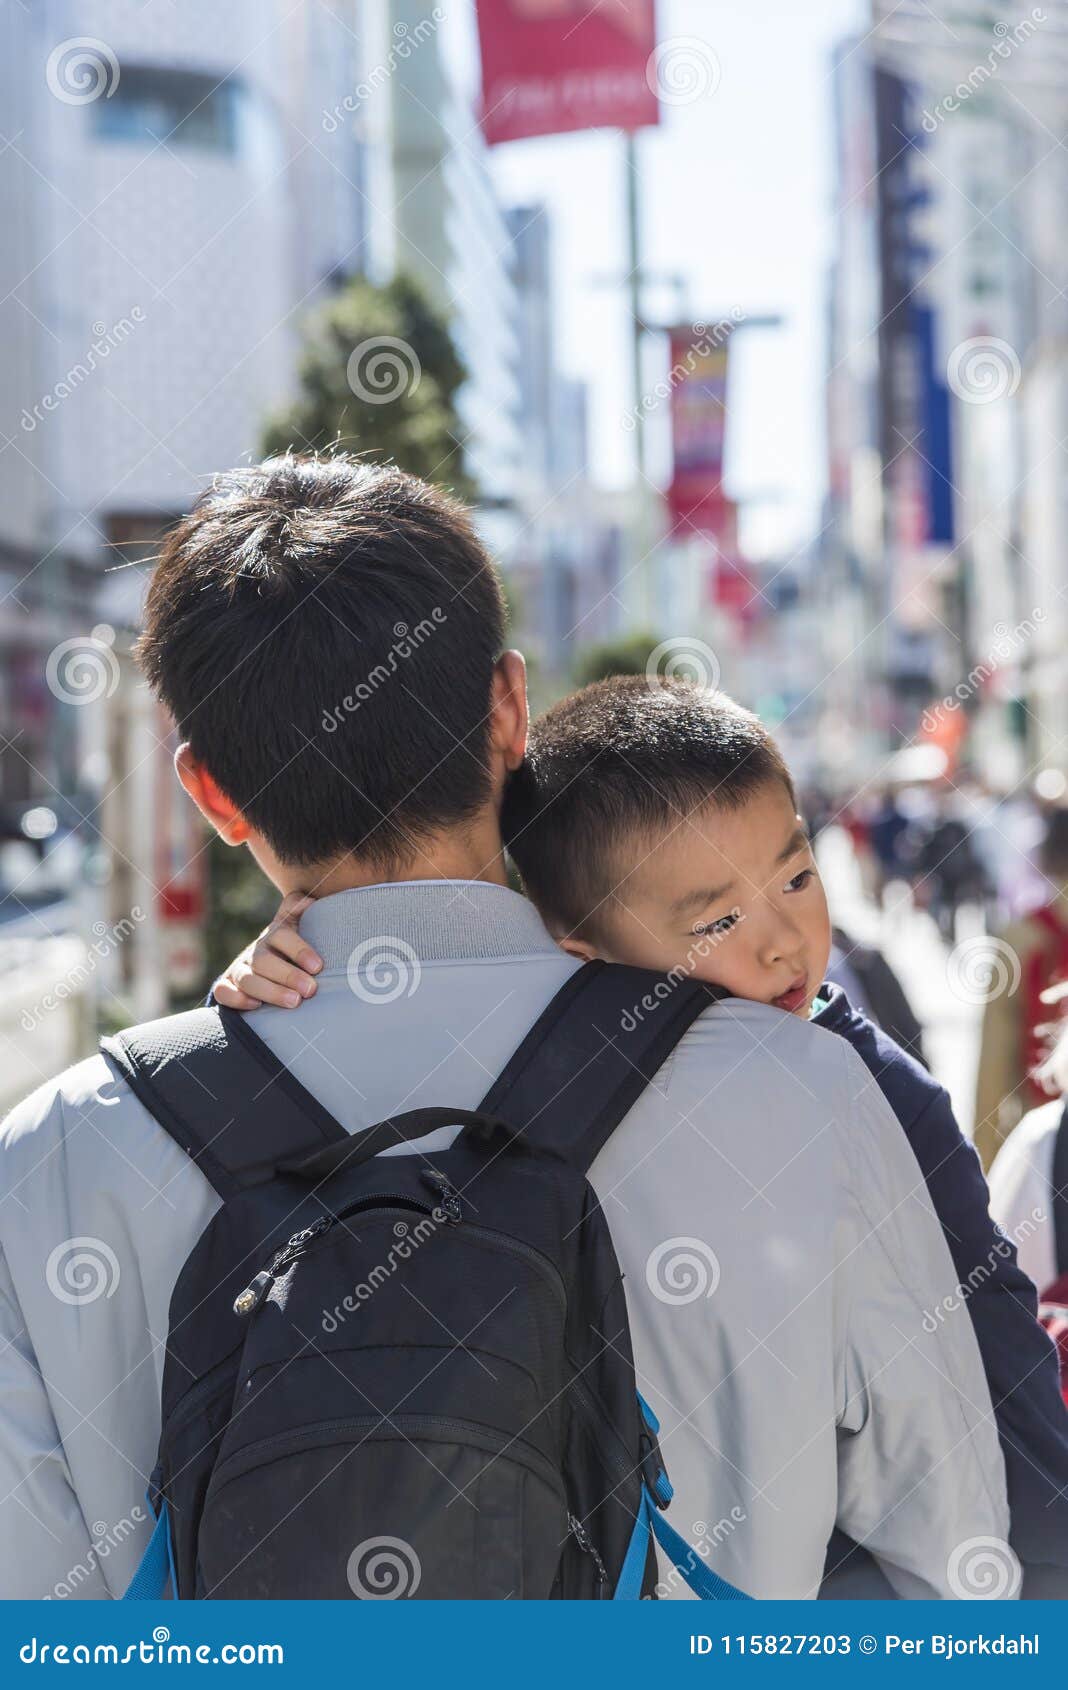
[212,891,323,1010]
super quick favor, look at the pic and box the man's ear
[490,649,528,773]
[174,743,251,846]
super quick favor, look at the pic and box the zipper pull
[568,1513,608,1588]
[420,1168,463,1223]
[233,1218,333,1317]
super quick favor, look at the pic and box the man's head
[137,454,527,889]
[502,676,832,1015]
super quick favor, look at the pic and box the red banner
[476,0,659,145]
[667,329,731,530]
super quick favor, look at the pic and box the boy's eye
[693,911,739,938]
[785,868,815,894]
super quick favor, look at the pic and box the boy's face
[586,780,832,1017]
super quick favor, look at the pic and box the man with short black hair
[0,454,1009,1599]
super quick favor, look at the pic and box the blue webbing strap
[122,1494,175,1599]
[614,1395,752,1601]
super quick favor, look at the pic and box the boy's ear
[174,743,251,846]
[555,935,599,963]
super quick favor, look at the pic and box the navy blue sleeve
[836,1009,1068,1592]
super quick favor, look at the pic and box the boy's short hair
[137,453,506,869]
[501,675,795,941]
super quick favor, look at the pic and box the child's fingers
[212,979,262,1011]
[228,963,305,1010]
[269,890,315,930]
[242,945,317,1000]
[257,919,322,976]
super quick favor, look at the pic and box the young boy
[214,675,1068,1595]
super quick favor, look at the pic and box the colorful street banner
[475,0,659,145]
[667,328,730,530]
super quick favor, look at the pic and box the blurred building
[825,2,1068,789]
[357,0,524,559]
[0,0,372,1015]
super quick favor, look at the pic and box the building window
[92,65,240,154]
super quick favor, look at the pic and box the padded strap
[1053,1103,1068,1279]
[477,960,724,1173]
[102,1006,349,1202]
[123,1495,174,1599]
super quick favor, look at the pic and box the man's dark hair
[137,454,506,868]
[501,675,795,941]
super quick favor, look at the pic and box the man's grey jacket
[0,882,1010,1599]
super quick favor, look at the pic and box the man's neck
[271,815,511,901]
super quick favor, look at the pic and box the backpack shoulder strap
[477,959,725,1174]
[1052,1102,1068,1280]
[101,1006,349,1202]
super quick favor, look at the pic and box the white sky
[447,0,868,562]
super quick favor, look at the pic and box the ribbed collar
[298,879,562,970]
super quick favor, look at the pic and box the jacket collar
[297,879,562,971]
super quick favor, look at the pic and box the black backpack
[108,960,749,1602]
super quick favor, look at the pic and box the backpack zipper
[233,1181,568,1320]
[567,1511,608,1591]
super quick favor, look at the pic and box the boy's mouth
[771,974,808,1013]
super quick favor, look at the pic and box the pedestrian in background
[975,811,1068,1170]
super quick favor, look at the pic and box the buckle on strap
[637,1393,673,1509]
